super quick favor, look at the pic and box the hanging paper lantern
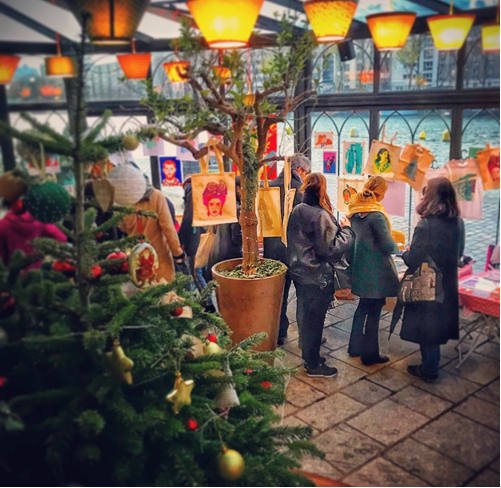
[163,61,190,83]
[45,55,76,77]
[67,0,149,45]
[0,55,20,84]
[427,13,475,51]
[24,181,71,223]
[107,164,146,206]
[213,66,232,84]
[481,23,500,53]
[304,0,358,43]
[367,12,416,51]
[117,52,151,79]
[186,0,264,49]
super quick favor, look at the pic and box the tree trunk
[240,171,260,273]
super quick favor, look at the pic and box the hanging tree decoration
[106,339,134,385]
[218,445,245,481]
[214,360,240,410]
[166,371,195,414]
[117,39,151,80]
[45,33,76,78]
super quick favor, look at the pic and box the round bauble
[218,447,245,481]
[106,251,129,273]
[90,264,103,279]
[206,333,218,343]
[25,181,71,223]
[186,418,198,431]
[122,134,140,151]
[108,165,146,207]
[204,341,223,356]
[171,306,184,317]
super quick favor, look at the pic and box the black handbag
[333,256,352,290]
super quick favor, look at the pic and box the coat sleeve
[42,223,68,243]
[402,219,428,270]
[155,191,183,257]
[313,212,354,262]
[370,213,399,256]
[178,186,193,250]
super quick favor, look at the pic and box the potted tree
[143,20,316,350]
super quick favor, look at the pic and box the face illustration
[375,148,391,172]
[163,161,177,178]
[488,155,500,181]
[379,149,389,164]
[208,197,222,216]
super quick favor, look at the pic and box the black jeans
[420,343,440,377]
[295,281,335,368]
[278,273,292,340]
[348,298,385,361]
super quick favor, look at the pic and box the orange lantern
[359,70,374,84]
[427,13,475,50]
[45,56,76,77]
[213,66,231,84]
[117,53,151,79]
[68,0,149,45]
[20,87,31,98]
[304,0,358,42]
[0,55,20,84]
[186,0,264,49]
[163,61,190,82]
[367,12,417,50]
[481,23,500,53]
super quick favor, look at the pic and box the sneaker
[305,363,338,378]
[407,364,438,383]
[304,356,327,368]
[361,355,390,366]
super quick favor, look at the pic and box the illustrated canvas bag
[395,143,434,191]
[194,226,216,268]
[257,164,282,238]
[281,157,296,246]
[475,145,500,190]
[365,130,401,176]
[192,138,237,227]
[336,175,367,213]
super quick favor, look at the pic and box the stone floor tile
[381,335,420,361]
[328,303,358,321]
[284,322,299,342]
[444,353,499,385]
[391,385,453,418]
[466,468,500,487]
[366,367,414,392]
[412,370,480,403]
[330,318,353,333]
[454,396,500,430]
[385,438,474,486]
[275,349,303,369]
[295,393,366,432]
[329,348,387,373]
[412,411,499,471]
[346,398,428,446]
[285,376,325,408]
[322,326,351,350]
[313,423,384,474]
[441,340,463,359]
[278,401,298,417]
[343,457,427,487]
[282,414,320,435]
[299,455,345,482]
[474,378,500,405]
[341,379,392,405]
[297,361,367,395]
[475,340,500,360]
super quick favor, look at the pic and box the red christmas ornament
[186,418,198,431]
[90,264,103,279]
[206,333,218,343]
[243,368,254,375]
[53,260,76,276]
[10,199,25,214]
[171,306,184,317]
[0,376,6,387]
[106,251,129,273]
[260,380,272,389]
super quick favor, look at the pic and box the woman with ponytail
[346,175,399,365]
[287,173,354,377]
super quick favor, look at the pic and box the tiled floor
[277,294,500,487]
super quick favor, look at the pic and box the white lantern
[108,164,146,206]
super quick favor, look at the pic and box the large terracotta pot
[212,258,286,351]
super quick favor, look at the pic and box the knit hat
[363,175,388,199]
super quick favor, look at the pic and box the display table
[457,270,500,367]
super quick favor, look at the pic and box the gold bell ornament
[215,363,240,410]
[106,339,134,385]
[218,445,245,481]
[166,371,194,414]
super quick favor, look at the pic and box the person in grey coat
[264,153,311,346]
[287,173,354,378]
[395,177,464,382]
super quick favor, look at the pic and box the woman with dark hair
[287,173,354,377]
[397,176,464,382]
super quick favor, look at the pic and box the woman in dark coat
[287,173,354,378]
[398,177,464,382]
[347,176,399,365]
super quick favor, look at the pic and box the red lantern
[117,52,151,79]
[0,55,20,84]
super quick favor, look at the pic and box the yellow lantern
[367,12,417,51]
[186,0,264,49]
[45,56,76,77]
[304,0,358,42]
[481,23,500,53]
[0,55,20,84]
[164,61,190,83]
[427,13,475,51]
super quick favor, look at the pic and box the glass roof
[355,0,434,21]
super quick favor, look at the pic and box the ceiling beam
[408,0,453,14]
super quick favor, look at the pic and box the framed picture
[342,141,366,175]
[143,137,165,156]
[323,151,337,174]
[159,156,183,187]
[313,131,334,149]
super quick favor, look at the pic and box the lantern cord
[132,39,136,54]
[246,47,253,92]
[449,0,454,15]
[56,32,61,56]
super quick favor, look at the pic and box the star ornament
[106,339,134,385]
[166,371,194,414]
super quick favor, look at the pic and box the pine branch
[20,112,73,150]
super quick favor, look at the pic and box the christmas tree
[0,14,321,486]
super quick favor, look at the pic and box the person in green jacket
[346,176,399,365]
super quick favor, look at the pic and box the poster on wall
[342,141,366,175]
[382,179,406,217]
[159,156,183,187]
[336,175,367,214]
[143,137,165,157]
[323,151,337,174]
[475,145,500,190]
[313,131,334,149]
[365,139,401,175]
